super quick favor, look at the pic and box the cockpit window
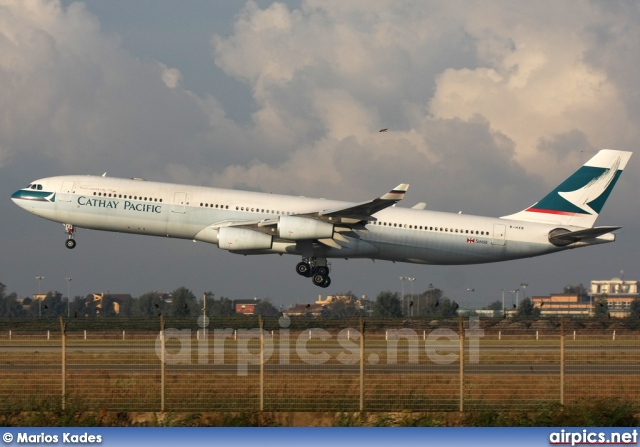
[26,184,43,190]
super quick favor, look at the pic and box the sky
[2,0,639,309]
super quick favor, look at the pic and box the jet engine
[277,215,334,240]
[217,226,272,250]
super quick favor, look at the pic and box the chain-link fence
[0,316,638,412]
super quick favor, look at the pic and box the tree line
[4,280,633,320]
[0,281,463,319]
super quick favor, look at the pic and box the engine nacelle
[217,227,272,250]
[548,228,573,247]
[278,215,334,240]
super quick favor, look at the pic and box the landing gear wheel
[63,224,76,249]
[312,273,329,287]
[295,262,313,277]
[321,276,331,288]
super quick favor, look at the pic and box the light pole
[65,277,72,318]
[509,290,516,314]
[407,277,415,316]
[35,276,44,317]
[399,276,407,316]
[501,289,505,317]
[520,283,528,306]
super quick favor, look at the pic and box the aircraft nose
[11,189,32,208]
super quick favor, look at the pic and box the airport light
[407,277,416,316]
[399,277,407,316]
[66,277,72,318]
[35,276,44,317]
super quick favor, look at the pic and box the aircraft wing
[549,226,620,246]
[314,183,410,221]
[235,183,409,229]
[206,183,409,250]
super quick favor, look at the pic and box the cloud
[0,0,233,177]
[161,65,182,89]
[3,0,639,207]
[209,1,639,197]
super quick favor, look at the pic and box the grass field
[0,327,639,414]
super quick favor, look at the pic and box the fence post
[359,317,364,413]
[259,315,264,412]
[59,317,66,411]
[160,316,165,412]
[459,317,464,413]
[560,317,565,406]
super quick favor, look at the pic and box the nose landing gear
[64,224,76,249]
[295,257,331,288]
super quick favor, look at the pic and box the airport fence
[0,316,638,413]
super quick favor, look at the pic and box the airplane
[11,149,632,288]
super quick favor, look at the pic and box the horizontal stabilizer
[549,226,620,246]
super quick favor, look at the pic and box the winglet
[381,184,409,201]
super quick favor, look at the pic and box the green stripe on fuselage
[11,190,56,202]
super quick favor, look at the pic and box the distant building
[591,278,638,295]
[315,294,370,310]
[154,292,173,305]
[531,293,592,317]
[532,277,639,318]
[89,293,132,315]
[234,298,260,315]
[284,303,324,317]
[282,294,371,317]
[590,278,639,318]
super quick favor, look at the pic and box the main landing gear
[295,257,331,288]
[64,224,76,249]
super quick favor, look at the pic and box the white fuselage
[11,175,613,266]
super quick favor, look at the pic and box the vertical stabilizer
[501,149,632,227]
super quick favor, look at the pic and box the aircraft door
[492,224,506,246]
[59,181,74,202]
[172,192,187,213]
